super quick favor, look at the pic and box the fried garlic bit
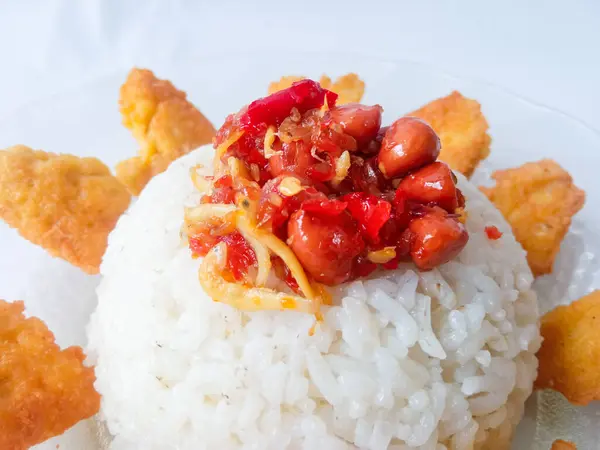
[0,146,131,274]
[481,159,584,276]
[0,300,100,450]
[535,290,600,405]
[268,73,365,104]
[410,91,491,177]
[117,68,216,195]
[551,440,577,450]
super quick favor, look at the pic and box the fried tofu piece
[318,73,365,104]
[480,159,585,276]
[0,146,131,274]
[267,76,306,95]
[551,440,576,450]
[0,300,100,450]
[410,91,491,177]
[117,68,216,195]
[535,290,600,405]
[267,73,365,104]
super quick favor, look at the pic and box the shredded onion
[278,117,312,143]
[188,122,333,315]
[263,126,279,159]
[199,243,316,313]
[190,169,211,192]
[185,204,237,223]
[236,213,271,287]
[310,146,327,163]
[248,226,316,301]
[367,247,396,264]
[227,156,250,179]
[312,282,332,306]
[214,130,244,174]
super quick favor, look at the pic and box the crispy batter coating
[535,290,600,405]
[117,68,216,195]
[267,76,306,95]
[267,73,365,104]
[410,91,491,177]
[318,73,365,104]
[551,440,577,450]
[0,300,100,450]
[0,146,131,274]
[480,159,585,276]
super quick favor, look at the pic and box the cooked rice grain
[87,147,540,450]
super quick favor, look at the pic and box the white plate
[2,53,599,450]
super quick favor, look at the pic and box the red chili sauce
[189,80,469,290]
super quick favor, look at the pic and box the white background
[0,0,599,131]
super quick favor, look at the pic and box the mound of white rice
[87,147,541,450]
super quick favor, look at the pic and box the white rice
[87,146,541,450]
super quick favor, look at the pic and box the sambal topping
[484,225,503,240]
[185,79,469,313]
[377,117,441,179]
[341,192,391,243]
[240,79,338,134]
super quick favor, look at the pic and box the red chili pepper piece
[312,124,357,154]
[273,256,301,294]
[341,192,392,243]
[269,140,315,179]
[301,197,348,216]
[256,176,327,233]
[306,152,336,182]
[189,232,257,281]
[224,133,269,166]
[485,225,503,240]
[189,233,219,256]
[221,233,258,281]
[382,258,399,270]
[201,175,236,204]
[392,188,413,229]
[240,80,338,133]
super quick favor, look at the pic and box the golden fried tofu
[117,68,216,195]
[318,73,365,104]
[267,73,365,104]
[535,290,600,405]
[0,145,131,274]
[0,300,100,450]
[480,159,584,276]
[410,91,491,177]
[551,440,576,450]
[267,76,306,95]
